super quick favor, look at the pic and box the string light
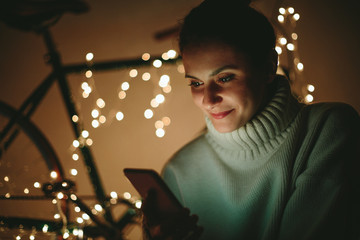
[156,128,165,138]
[50,171,57,179]
[144,109,154,119]
[142,72,151,81]
[159,75,170,87]
[286,43,295,51]
[123,192,131,199]
[86,52,94,61]
[163,85,172,93]
[75,206,81,212]
[307,84,315,92]
[86,138,93,146]
[291,33,298,40]
[91,109,99,118]
[142,53,151,61]
[278,15,284,23]
[167,50,177,59]
[99,115,106,124]
[77,217,84,224]
[5,193,10,198]
[287,7,295,14]
[275,46,282,55]
[16,236,21,240]
[155,94,165,104]
[110,191,118,199]
[85,70,93,78]
[81,130,89,138]
[57,192,64,199]
[72,153,79,161]
[135,200,142,209]
[162,117,171,126]
[94,204,103,212]
[24,188,29,194]
[116,111,124,121]
[70,194,77,201]
[70,169,78,176]
[63,231,70,239]
[54,213,60,219]
[73,140,80,148]
[29,235,35,240]
[4,176,9,182]
[96,98,106,108]
[42,224,49,233]
[82,213,90,220]
[151,99,160,108]
[177,64,185,73]
[129,69,138,78]
[121,82,130,91]
[162,52,169,60]
[280,37,287,45]
[92,120,100,128]
[34,182,41,188]
[52,199,57,204]
[279,7,286,14]
[153,59,162,68]
[72,115,79,122]
[155,120,164,129]
[297,62,304,71]
[305,94,314,103]
[118,90,126,99]
[293,13,300,21]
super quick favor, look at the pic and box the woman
[142,0,360,239]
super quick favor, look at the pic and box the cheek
[191,90,203,108]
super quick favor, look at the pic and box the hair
[178,0,276,67]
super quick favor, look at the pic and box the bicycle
[0,1,180,239]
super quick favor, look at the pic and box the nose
[202,82,222,109]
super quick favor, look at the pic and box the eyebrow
[185,64,240,79]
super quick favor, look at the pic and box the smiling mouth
[210,109,234,119]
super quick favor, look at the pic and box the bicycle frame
[1,25,179,238]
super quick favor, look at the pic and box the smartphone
[123,168,183,214]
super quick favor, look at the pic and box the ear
[266,48,278,83]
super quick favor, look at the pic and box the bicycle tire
[0,100,67,239]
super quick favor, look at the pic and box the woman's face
[182,42,272,133]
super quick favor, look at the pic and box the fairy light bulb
[86,53,94,61]
[135,200,142,209]
[110,191,118,199]
[278,15,284,23]
[275,46,282,55]
[287,43,295,51]
[123,192,131,199]
[116,111,124,121]
[297,62,304,71]
[77,217,84,224]
[118,91,126,99]
[280,37,287,45]
[86,138,93,146]
[52,199,57,204]
[4,176,9,182]
[153,59,162,68]
[91,109,99,118]
[279,7,286,14]
[307,84,315,92]
[163,85,172,93]
[75,206,81,212]
[162,52,169,60]
[70,169,78,176]
[29,235,35,240]
[16,236,21,240]
[72,153,79,161]
[34,182,41,188]
[177,64,185,73]
[42,224,49,233]
[129,69,138,78]
[162,117,171,126]
[72,115,79,122]
[151,99,160,108]
[96,98,105,108]
[155,94,165,104]
[155,120,164,129]
[167,49,177,59]
[142,72,151,81]
[94,204,103,212]
[81,130,89,138]
[292,33,298,40]
[63,231,70,239]
[121,82,130,91]
[82,213,90,220]
[159,75,170,87]
[92,120,100,128]
[144,109,154,119]
[99,115,106,124]
[5,193,10,198]
[305,94,314,103]
[156,128,165,138]
[54,213,60,219]
[50,171,57,179]
[142,53,150,61]
[85,70,93,78]
[73,140,80,148]
[288,7,295,14]
[57,192,64,199]
[24,188,29,194]
[293,13,300,21]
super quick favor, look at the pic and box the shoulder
[305,102,359,132]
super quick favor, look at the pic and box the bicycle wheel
[0,101,67,239]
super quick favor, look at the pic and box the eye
[188,81,203,88]
[217,74,234,83]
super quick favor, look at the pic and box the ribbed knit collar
[205,75,302,162]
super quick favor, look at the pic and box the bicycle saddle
[0,0,89,31]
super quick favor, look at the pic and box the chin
[212,123,237,133]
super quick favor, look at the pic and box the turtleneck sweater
[162,76,360,240]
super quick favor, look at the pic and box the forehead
[181,42,250,74]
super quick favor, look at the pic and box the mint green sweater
[162,77,360,240]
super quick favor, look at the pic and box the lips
[210,109,234,119]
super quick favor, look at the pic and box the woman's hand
[142,190,203,240]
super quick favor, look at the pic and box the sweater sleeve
[278,104,360,240]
